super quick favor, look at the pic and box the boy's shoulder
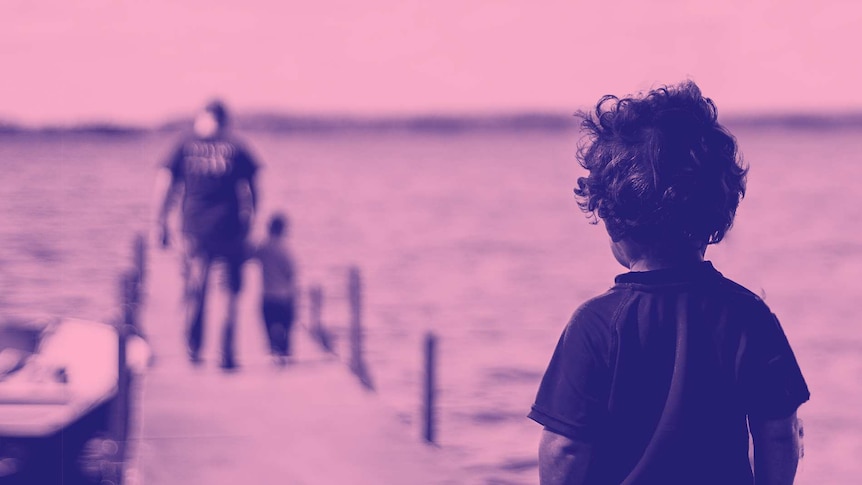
[570,266,774,326]
[566,288,628,330]
[707,269,773,313]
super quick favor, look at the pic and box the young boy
[528,81,809,485]
[253,213,297,366]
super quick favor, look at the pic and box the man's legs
[220,289,239,369]
[183,248,211,364]
[218,248,245,370]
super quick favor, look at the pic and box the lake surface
[1,126,859,484]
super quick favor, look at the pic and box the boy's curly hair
[574,81,747,247]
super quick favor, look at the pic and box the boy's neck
[627,253,704,272]
[612,237,706,272]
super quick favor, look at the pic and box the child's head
[268,213,288,238]
[574,81,747,253]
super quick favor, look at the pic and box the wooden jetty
[125,245,461,484]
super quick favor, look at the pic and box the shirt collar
[614,261,719,286]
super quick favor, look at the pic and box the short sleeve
[740,310,810,419]
[163,143,185,180]
[528,306,613,441]
[234,144,259,180]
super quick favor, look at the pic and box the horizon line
[3,110,862,135]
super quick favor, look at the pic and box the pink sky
[2,0,860,124]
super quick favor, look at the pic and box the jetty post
[308,285,334,353]
[110,233,147,477]
[347,266,373,389]
[422,332,437,444]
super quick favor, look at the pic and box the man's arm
[538,428,592,485]
[154,168,182,248]
[283,248,298,298]
[236,177,256,235]
[235,146,258,223]
[750,412,801,485]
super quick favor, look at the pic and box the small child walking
[253,213,297,366]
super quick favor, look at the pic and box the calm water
[1,127,859,484]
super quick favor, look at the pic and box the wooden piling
[309,285,323,337]
[422,332,437,444]
[348,266,373,389]
[111,234,147,479]
[308,285,333,352]
[132,232,146,292]
[348,267,362,373]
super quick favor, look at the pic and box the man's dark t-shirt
[529,262,809,485]
[164,135,258,248]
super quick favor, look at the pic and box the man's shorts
[182,235,248,294]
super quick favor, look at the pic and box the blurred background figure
[251,212,298,367]
[155,100,259,371]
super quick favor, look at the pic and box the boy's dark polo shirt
[529,261,809,485]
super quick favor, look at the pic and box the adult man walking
[156,100,259,370]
